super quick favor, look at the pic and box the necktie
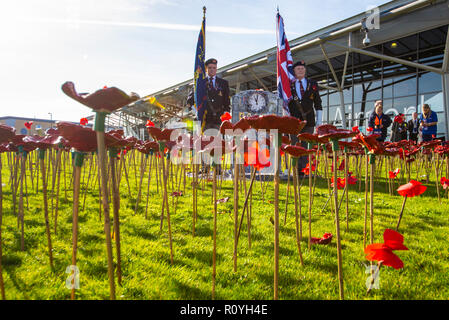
[299,80,305,100]
[209,77,214,89]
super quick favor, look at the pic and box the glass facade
[311,25,447,139]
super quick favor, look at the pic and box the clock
[247,92,267,113]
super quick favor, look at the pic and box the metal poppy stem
[39,149,54,269]
[235,165,257,251]
[369,153,375,245]
[109,147,122,285]
[307,143,314,250]
[363,149,369,249]
[332,139,344,300]
[0,155,6,299]
[367,261,383,295]
[233,150,239,272]
[70,151,84,300]
[396,195,408,231]
[212,162,217,300]
[273,132,281,300]
[94,112,116,300]
[292,157,304,266]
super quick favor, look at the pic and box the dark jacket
[391,121,408,142]
[287,78,322,128]
[408,118,419,141]
[187,77,230,129]
[368,112,392,141]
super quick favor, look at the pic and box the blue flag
[193,14,207,127]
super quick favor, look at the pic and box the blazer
[288,78,322,127]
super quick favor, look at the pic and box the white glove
[315,109,323,127]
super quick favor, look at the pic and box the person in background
[187,58,230,131]
[419,104,438,142]
[408,112,419,143]
[288,60,323,176]
[391,113,408,142]
[368,100,392,142]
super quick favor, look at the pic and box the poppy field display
[1,112,449,300]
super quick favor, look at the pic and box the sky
[0,0,388,122]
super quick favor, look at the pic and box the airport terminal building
[117,0,449,140]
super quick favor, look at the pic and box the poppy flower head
[331,177,345,189]
[389,168,400,179]
[146,119,155,127]
[24,121,33,130]
[311,232,333,245]
[80,118,88,126]
[0,124,16,144]
[397,180,427,198]
[440,177,449,190]
[364,229,408,269]
[367,127,374,132]
[61,81,139,113]
[220,112,232,122]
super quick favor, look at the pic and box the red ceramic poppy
[338,159,345,171]
[201,137,234,157]
[219,118,251,135]
[147,127,175,142]
[331,177,345,190]
[24,121,33,130]
[280,144,315,158]
[61,81,139,113]
[245,115,307,135]
[345,175,358,185]
[216,197,229,204]
[220,112,232,122]
[366,127,374,132]
[0,143,9,153]
[393,115,404,123]
[57,122,98,152]
[281,135,291,145]
[80,118,88,126]
[136,141,157,154]
[397,180,427,197]
[338,141,359,150]
[440,177,449,190]
[301,161,317,175]
[243,141,271,171]
[389,168,400,179]
[420,139,442,149]
[146,120,155,127]
[434,145,449,155]
[364,229,408,269]
[170,191,183,197]
[311,233,333,245]
[353,133,383,154]
[0,124,16,143]
[352,126,360,133]
[297,133,328,144]
[23,135,59,150]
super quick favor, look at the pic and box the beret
[292,60,306,68]
[205,58,218,66]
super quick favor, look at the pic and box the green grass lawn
[0,151,448,300]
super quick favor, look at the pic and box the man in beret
[188,58,230,131]
[288,60,323,176]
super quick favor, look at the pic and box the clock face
[247,92,267,113]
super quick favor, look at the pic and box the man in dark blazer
[408,112,419,143]
[288,60,323,175]
[188,58,230,131]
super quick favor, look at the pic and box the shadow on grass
[171,278,209,299]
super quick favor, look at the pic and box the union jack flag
[276,12,296,115]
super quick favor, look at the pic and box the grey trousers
[290,126,315,174]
